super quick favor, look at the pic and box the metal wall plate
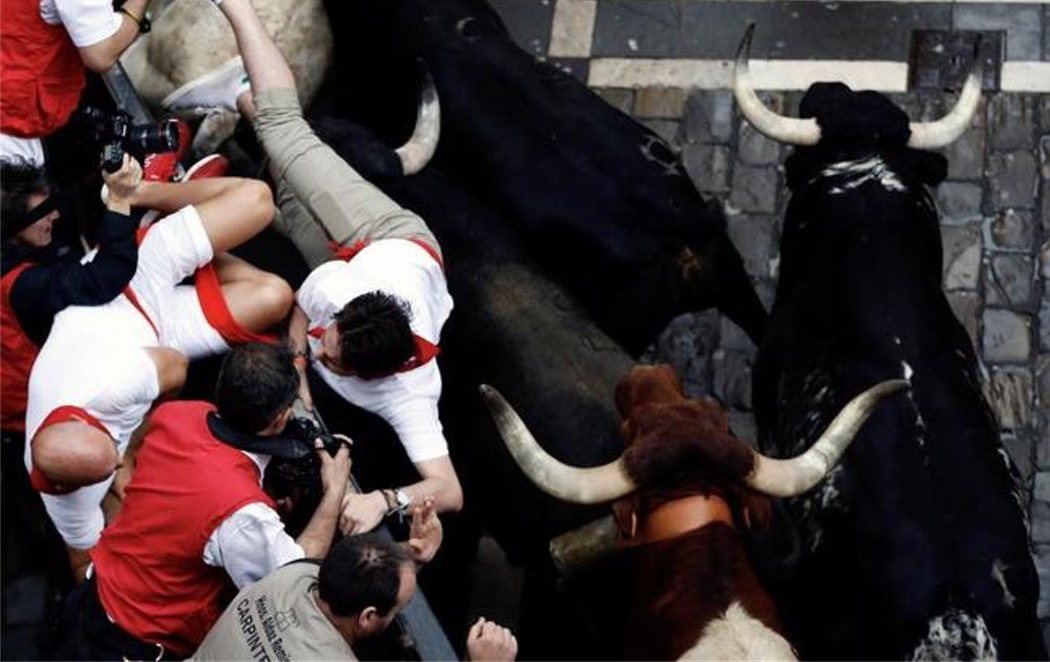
[909,30,1003,92]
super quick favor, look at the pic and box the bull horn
[479,385,637,504]
[905,61,982,149]
[733,23,820,146]
[395,68,441,175]
[549,515,621,575]
[746,379,908,497]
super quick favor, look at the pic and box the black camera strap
[1,191,69,241]
[206,412,314,460]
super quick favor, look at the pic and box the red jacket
[91,401,275,657]
[1,263,37,431]
[0,0,86,137]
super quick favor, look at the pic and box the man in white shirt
[64,342,352,660]
[195,0,463,535]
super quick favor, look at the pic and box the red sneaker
[180,154,230,181]
[142,119,191,182]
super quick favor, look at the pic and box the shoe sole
[162,56,248,111]
[181,154,229,181]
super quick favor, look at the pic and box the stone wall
[629,86,1050,636]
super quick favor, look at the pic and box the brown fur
[612,365,787,659]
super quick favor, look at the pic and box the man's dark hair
[1,159,52,240]
[319,533,413,618]
[334,291,414,378]
[215,343,299,433]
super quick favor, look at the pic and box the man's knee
[33,423,118,490]
[256,272,295,323]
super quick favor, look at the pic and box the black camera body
[282,415,350,458]
[82,106,180,173]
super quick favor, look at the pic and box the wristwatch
[382,488,412,521]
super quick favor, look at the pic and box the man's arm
[287,304,313,409]
[205,442,349,588]
[339,457,462,536]
[10,158,142,334]
[294,441,350,557]
[71,0,149,72]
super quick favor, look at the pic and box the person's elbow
[79,45,120,73]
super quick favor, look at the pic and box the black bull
[318,0,768,356]
[749,84,1045,659]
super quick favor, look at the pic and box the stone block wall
[632,86,1050,634]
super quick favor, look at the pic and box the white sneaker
[162,56,251,112]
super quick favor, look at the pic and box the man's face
[319,326,351,376]
[16,192,59,248]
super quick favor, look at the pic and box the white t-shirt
[39,0,121,47]
[24,298,161,549]
[298,239,453,463]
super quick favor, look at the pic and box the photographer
[60,343,351,660]
[1,0,154,165]
[1,156,140,448]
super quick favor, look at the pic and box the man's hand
[406,496,443,564]
[102,154,143,204]
[316,438,350,499]
[339,491,387,535]
[466,618,518,661]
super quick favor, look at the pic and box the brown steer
[481,364,905,660]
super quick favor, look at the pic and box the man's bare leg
[218,0,295,100]
[126,177,275,256]
[211,253,294,331]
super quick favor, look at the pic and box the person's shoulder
[152,400,214,418]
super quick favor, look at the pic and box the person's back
[91,400,274,657]
[191,560,356,661]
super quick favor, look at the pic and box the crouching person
[193,500,518,661]
[57,343,351,660]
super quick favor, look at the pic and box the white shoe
[162,56,250,112]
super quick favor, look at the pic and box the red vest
[1,263,37,431]
[91,401,275,657]
[0,0,86,137]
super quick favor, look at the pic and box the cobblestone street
[492,0,1050,645]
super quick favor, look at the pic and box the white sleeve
[383,364,449,463]
[54,0,122,47]
[41,477,113,550]
[202,503,305,589]
[296,262,344,326]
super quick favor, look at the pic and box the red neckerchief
[307,325,440,379]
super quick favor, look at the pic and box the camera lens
[127,119,180,156]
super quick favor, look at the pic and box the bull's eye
[455,16,481,40]
[648,140,674,164]
[639,136,679,176]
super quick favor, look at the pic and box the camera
[282,414,351,458]
[82,106,180,173]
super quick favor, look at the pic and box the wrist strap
[381,489,397,514]
[118,6,150,32]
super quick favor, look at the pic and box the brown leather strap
[621,494,734,547]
